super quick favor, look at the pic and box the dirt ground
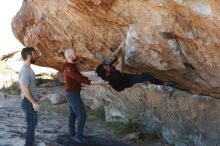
[0,80,170,146]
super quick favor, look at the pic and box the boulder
[49,93,66,105]
[81,83,220,146]
[11,0,220,97]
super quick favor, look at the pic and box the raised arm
[113,39,124,57]
[101,39,124,66]
[113,37,125,72]
[115,51,123,72]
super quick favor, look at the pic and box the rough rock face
[82,82,220,146]
[11,0,220,98]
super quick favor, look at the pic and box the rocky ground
[0,80,170,146]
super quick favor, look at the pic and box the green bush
[86,107,105,120]
[0,81,20,95]
[35,77,48,87]
[105,118,138,137]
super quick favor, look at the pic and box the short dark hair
[21,47,36,60]
[95,64,106,80]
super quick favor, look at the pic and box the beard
[30,56,36,64]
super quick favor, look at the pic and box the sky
[0,0,58,75]
[0,0,23,56]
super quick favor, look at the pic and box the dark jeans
[21,98,38,146]
[124,72,164,87]
[65,92,86,138]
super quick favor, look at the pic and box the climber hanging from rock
[95,37,176,92]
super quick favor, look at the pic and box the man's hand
[32,102,40,111]
[97,80,109,85]
[91,79,109,85]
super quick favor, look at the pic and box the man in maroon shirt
[62,49,107,144]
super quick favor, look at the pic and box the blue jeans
[21,98,38,146]
[65,92,86,138]
[124,73,164,87]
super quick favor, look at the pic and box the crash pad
[56,134,131,146]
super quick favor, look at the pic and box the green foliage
[0,81,20,95]
[115,118,138,137]
[86,107,105,120]
[35,77,48,87]
[105,117,138,137]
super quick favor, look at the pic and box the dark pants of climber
[124,73,164,88]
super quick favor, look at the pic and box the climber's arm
[116,52,123,72]
[102,39,124,66]
[113,39,124,57]
[113,39,124,72]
